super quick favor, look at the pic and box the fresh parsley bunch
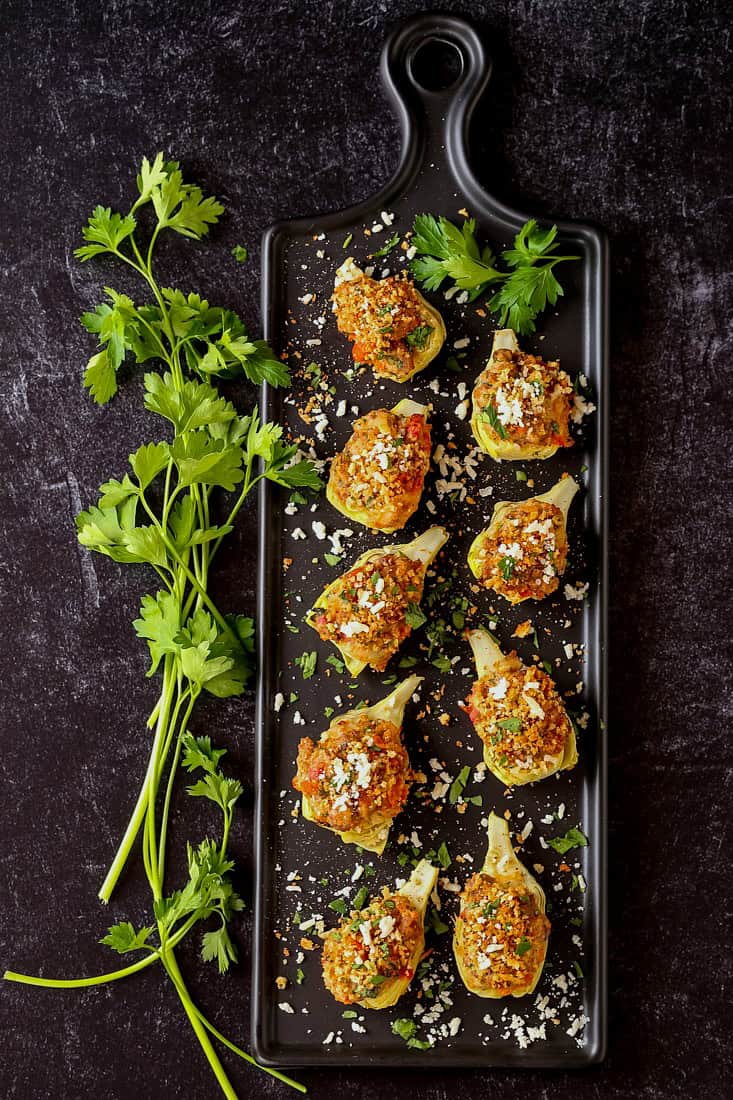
[4,154,315,1098]
[410,213,579,334]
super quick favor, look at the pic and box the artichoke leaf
[453,813,548,999]
[299,675,423,856]
[470,328,562,462]
[334,259,446,382]
[306,527,449,676]
[465,627,578,787]
[358,859,438,1010]
[467,475,580,603]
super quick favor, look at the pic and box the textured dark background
[1,1,731,1098]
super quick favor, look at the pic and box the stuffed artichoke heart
[470,329,574,461]
[453,812,549,998]
[307,526,448,675]
[465,627,577,786]
[326,399,432,534]
[333,258,446,383]
[468,475,580,603]
[321,858,438,1009]
[293,675,422,855]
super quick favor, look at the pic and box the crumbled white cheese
[564,581,590,601]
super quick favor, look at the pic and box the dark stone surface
[1,1,731,1098]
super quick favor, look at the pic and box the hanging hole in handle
[408,37,464,93]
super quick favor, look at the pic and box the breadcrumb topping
[474,500,568,600]
[322,890,422,1004]
[467,654,570,777]
[293,713,410,835]
[456,872,550,995]
[328,408,431,531]
[473,348,573,449]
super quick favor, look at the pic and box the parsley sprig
[410,214,579,334]
[3,154,315,1098]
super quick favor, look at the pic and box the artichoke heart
[470,328,574,461]
[465,627,577,786]
[453,812,549,998]
[468,475,580,603]
[321,858,438,1009]
[333,258,446,383]
[306,526,448,675]
[293,675,422,855]
[326,398,432,534]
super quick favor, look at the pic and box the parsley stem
[138,489,237,646]
[162,949,307,1094]
[159,948,239,1100]
[3,954,158,988]
[195,1007,307,1094]
[2,917,198,991]
[98,661,176,903]
[157,689,198,879]
[212,469,265,559]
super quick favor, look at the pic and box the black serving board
[253,12,608,1070]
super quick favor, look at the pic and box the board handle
[381,12,491,182]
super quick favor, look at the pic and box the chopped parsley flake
[548,826,588,855]
[294,650,317,680]
[405,323,433,350]
[405,601,427,629]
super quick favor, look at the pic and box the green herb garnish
[405,601,427,629]
[436,841,451,869]
[499,556,515,581]
[410,214,579,335]
[448,765,470,805]
[372,232,400,258]
[352,886,369,910]
[391,1018,431,1049]
[294,650,317,680]
[482,402,508,440]
[547,826,589,855]
[405,323,433,350]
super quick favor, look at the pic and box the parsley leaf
[371,232,400,258]
[448,765,470,804]
[547,826,589,855]
[410,213,579,334]
[499,556,516,581]
[435,841,451,869]
[405,602,427,629]
[481,402,508,440]
[405,324,433,349]
[99,922,155,955]
[295,650,317,680]
[410,213,501,293]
